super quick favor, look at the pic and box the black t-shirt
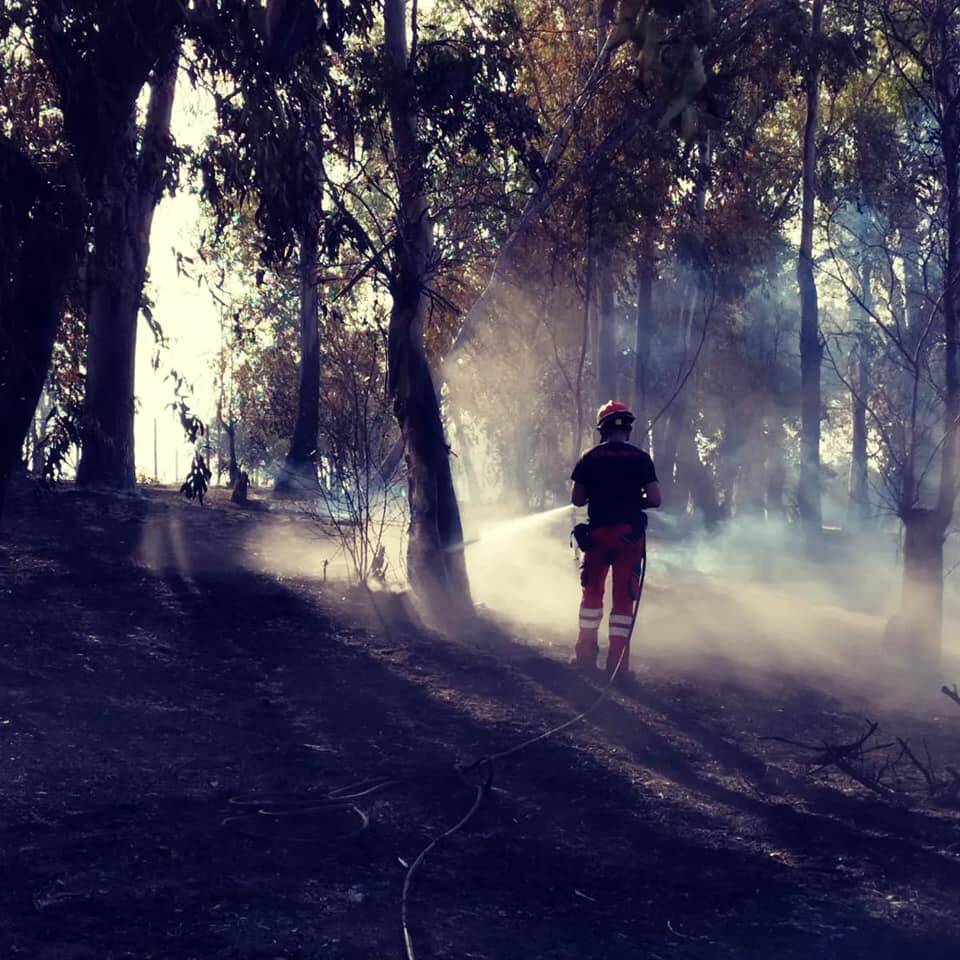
[571,441,658,527]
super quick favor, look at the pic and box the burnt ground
[2,482,960,960]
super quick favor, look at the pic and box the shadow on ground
[1,482,959,959]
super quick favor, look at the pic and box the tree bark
[892,25,960,663]
[77,44,179,489]
[847,340,870,521]
[765,416,787,519]
[448,406,479,505]
[30,392,52,476]
[275,216,321,495]
[632,239,655,447]
[595,257,619,404]
[0,154,85,516]
[383,0,472,620]
[937,104,960,527]
[847,258,872,525]
[895,507,945,668]
[797,0,825,537]
[676,428,720,527]
[226,420,239,487]
[0,1,183,517]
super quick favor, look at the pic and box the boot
[573,630,600,672]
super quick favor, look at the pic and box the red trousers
[576,524,645,672]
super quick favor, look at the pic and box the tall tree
[76,42,180,489]
[274,140,323,495]
[0,0,182,516]
[194,0,370,495]
[883,0,960,662]
[846,254,873,524]
[797,0,825,536]
[382,0,473,619]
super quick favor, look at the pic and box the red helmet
[596,400,635,432]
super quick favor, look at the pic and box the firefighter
[570,401,661,677]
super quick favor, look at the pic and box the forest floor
[2,481,960,960]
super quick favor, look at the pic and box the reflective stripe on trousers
[575,523,645,671]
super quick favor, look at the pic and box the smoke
[463,505,960,698]
[135,487,960,705]
[464,504,582,642]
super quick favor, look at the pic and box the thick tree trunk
[893,508,945,668]
[0,2,182,517]
[77,123,145,489]
[897,184,940,504]
[938,114,960,527]
[383,0,471,619]
[77,46,179,489]
[797,0,825,537]
[275,218,321,495]
[0,151,85,517]
[891,81,960,665]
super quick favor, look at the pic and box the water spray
[444,504,575,553]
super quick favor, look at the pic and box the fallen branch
[761,721,908,804]
[895,737,960,806]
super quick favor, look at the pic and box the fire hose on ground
[221,540,648,960]
[400,542,647,960]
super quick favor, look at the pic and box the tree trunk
[0,153,85,517]
[595,257,619,404]
[797,0,825,537]
[77,45,179,490]
[848,342,870,523]
[632,239,655,446]
[30,391,51,477]
[677,428,720,526]
[448,406,479,505]
[383,0,472,620]
[77,119,144,489]
[897,174,939,504]
[275,217,321,495]
[715,402,751,520]
[894,508,945,668]
[937,107,960,529]
[899,198,926,337]
[226,420,239,487]
[848,259,872,525]
[891,61,960,665]
[0,2,182,518]
[765,416,787,519]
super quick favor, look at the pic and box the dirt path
[2,484,959,959]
